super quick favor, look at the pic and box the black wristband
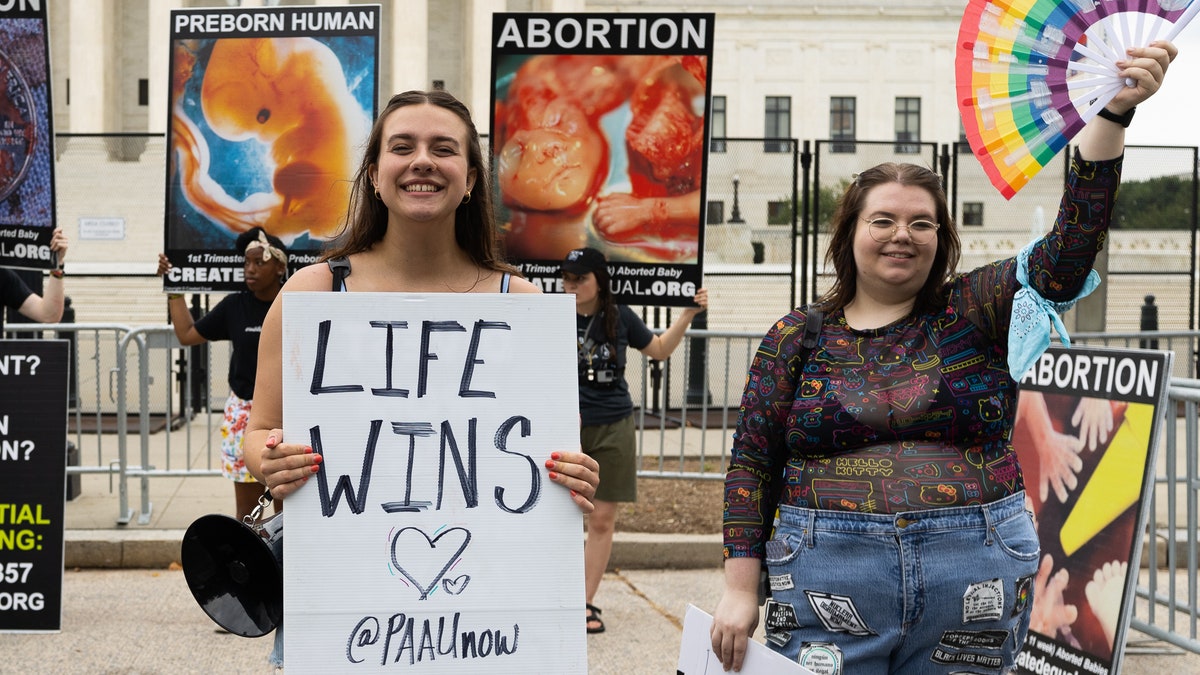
[1096,105,1136,128]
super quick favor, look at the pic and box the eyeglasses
[863,217,940,245]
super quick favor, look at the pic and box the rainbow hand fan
[957,0,1199,199]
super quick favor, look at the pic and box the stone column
[146,0,184,134]
[465,0,505,128]
[389,0,429,95]
[67,0,113,133]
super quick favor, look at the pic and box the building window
[706,200,725,225]
[710,95,726,153]
[767,200,793,225]
[138,79,148,106]
[764,96,791,153]
[962,202,984,227]
[957,121,973,154]
[894,97,921,154]
[830,96,856,153]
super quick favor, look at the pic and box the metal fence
[20,319,1200,654]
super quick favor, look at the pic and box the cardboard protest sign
[1013,345,1172,675]
[280,292,585,673]
[163,5,378,292]
[490,13,714,306]
[0,340,68,633]
[0,2,56,270]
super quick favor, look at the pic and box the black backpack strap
[802,307,823,350]
[327,256,351,292]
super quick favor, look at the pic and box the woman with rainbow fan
[710,39,1178,675]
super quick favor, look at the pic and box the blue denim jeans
[763,491,1039,673]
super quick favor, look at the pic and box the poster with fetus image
[1011,346,1172,675]
[490,13,713,306]
[0,2,57,271]
[163,5,378,292]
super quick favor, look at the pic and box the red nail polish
[266,435,277,446]
[548,471,558,480]
[551,452,562,460]
[310,464,320,473]
[571,490,578,497]
[312,454,323,463]
[305,446,314,454]
[544,459,555,469]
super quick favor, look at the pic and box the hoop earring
[374,187,383,201]
[462,191,471,205]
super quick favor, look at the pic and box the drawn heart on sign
[390,526,472,600]
[442,574,471,595]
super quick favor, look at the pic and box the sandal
[586,603,606,634]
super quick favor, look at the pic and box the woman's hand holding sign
[545,450,600,514]
[258,429,322,501]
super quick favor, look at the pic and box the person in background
[0,227,68,335]
[157,226,287,521]
[562,246,708,634]
[241,90,601,670]
[710,41,1176,674]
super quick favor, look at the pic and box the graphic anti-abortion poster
[0,340,68,633]
[1012,346,1172,675]
[0,2,56,270]
[490,13,714,306]
[280,293,585,673]
[164,5,378,292]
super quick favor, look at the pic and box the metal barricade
[45,318,1200,655]
[1131,378,1200,655]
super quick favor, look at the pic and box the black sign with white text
[0,340,68,632]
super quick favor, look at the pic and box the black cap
[561,247,606,275]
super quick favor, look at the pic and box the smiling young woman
[712,40,1179,675]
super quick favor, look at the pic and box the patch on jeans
[938,629,1009,650]
[797,641,843,675]
[765,599,801,631]
[1013,573,1034,617]
[804,590,875,636]
[962,578,1004,623]
[764,629,791,648]
[769,573,795,591]
[931,646,1003,670]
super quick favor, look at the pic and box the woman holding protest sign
[710,41,1177,674]
[243,89,600,669]
[244,89,598,509]
[561,246,708,634]
[157,226,287,522]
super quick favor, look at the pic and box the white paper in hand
[676,604,816,674]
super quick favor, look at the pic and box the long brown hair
[818,162,961,315]
[590,253,620,344]
[322,90,517,276]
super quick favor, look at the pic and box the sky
[1123,27,1200,148]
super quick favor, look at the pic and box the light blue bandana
[1008,239,1101,379]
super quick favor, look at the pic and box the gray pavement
[3,419,1198,673]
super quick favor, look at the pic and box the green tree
[1112,175,1195,230]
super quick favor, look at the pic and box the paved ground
[2,566,1199,674]
[3,417,1197,673]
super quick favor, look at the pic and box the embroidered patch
[765,598,802,631]
[962,578,1004,623]
[804,590,875,636]
[1012,573,1034,618]
[938,629,1009,651]
[769,573,795,591]
[931,646,1003,669]
[764,629,791,648]
[797,641,843,675]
